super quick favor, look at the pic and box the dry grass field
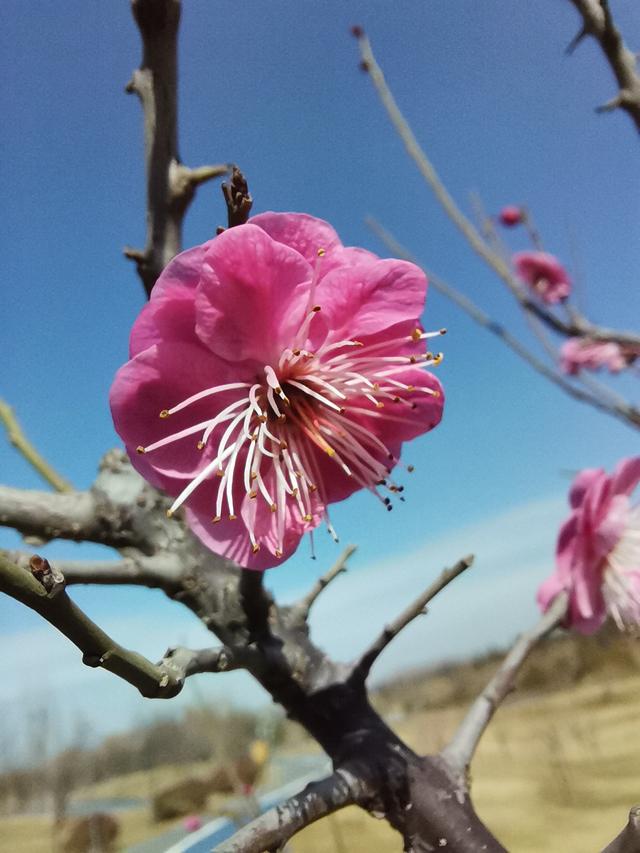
[1,667,638,852]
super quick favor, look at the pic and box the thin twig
[351,555,474,683]
[291,545,356,623]
[0,552,191,698]
[366,218,640,431]
[5,550,182,591]
[0,400,72,493]
[213,768,371,853]
[566,0,640,133]
[354,30,640,349]
[442,592,568,777]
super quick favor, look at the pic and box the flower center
[136,255,444,559]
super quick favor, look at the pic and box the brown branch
[124,0,228,296]
[566,0,640,133]
[0,552,190,698]
[213,768,372,853]
[366,218,640,431]
[442,592,569,778]
[290,545,356,624]
[351,555,474,683]
[0,400,73,493]
[603,807,640,853]
[354,31,640,350]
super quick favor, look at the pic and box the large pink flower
[537,458,640,633]
[513,251,571,304]
[110,213,444,570]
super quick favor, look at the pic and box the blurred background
[1,1,639,850]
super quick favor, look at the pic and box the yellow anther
[280,440,288,450]
[292,488,299,498]
[433,352,444,365]
[216,468,225,477]
[136,445,146,455]
[277,414,287,423]
[303,514,313,522]
[275,549,283,558]
[270,503,277,513]
[409,356,417,364]
[212,515,221,523]
[166,509,173,518]
[258,415,267,423]
[292,349,301,356]
[376,402,385,409]
[159,409,170,419]
[248,490,257,499]
[411,328,422,342]
[317,247,326,257]
[309,484,317,492]
[251,543,260,554]
[326,447,335,457]
[312,305,321,313]
[197,441,205,450]
[407,385,415,392]
[353,340,363,347]
[250,471,257,481]
[229,514,237,521]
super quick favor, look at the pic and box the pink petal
[610,456,640,498]
[110,342,249,480]
[316,259,428,342]
[568,467,605,509]
[195,225,314,364]
[130,284,197,358]
[249,212,342,265]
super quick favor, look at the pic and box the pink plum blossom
[513,251,571,303]
[110,213,444,570]
[498,206,523,227]
[537,458,640,633]
[183,815,203,832]
[559,338,629,375]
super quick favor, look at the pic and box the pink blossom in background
[513,251,571,303]
[560,338,628,375]
[110,213,444,570]
[498,205,523,227]
[537,458,640,633]
[183,815,203,833]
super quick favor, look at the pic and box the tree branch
[366,218,640,431]
[4,550,182,591]
[222,165,253,229]
[0,484,148,550]
[603,807,640,853]
[290,545,356,624]
[442,592,568,778]
[213,768,372,853]
[0,399,73,493]
[124,0,228,296]
[351,555,474,683]
[0,552,190,698]
[566,0,640,133]
[354,31,640,350]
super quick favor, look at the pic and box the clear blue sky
[1,1,638,753]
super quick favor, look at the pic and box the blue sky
[1,1,638,754]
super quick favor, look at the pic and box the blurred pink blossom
[513,251,571,303]
[110,213,444,569]
[537,458,640,633]
[560,338,628,375]
[183,815,203,832]
[498,205,523,227]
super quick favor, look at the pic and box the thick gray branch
[213,768,371,853]
[442,592,569,779]
[603,807,640,853]
[567,0,640,132]
[351,555,474,683]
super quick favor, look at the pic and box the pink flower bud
[498,206,523,227]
